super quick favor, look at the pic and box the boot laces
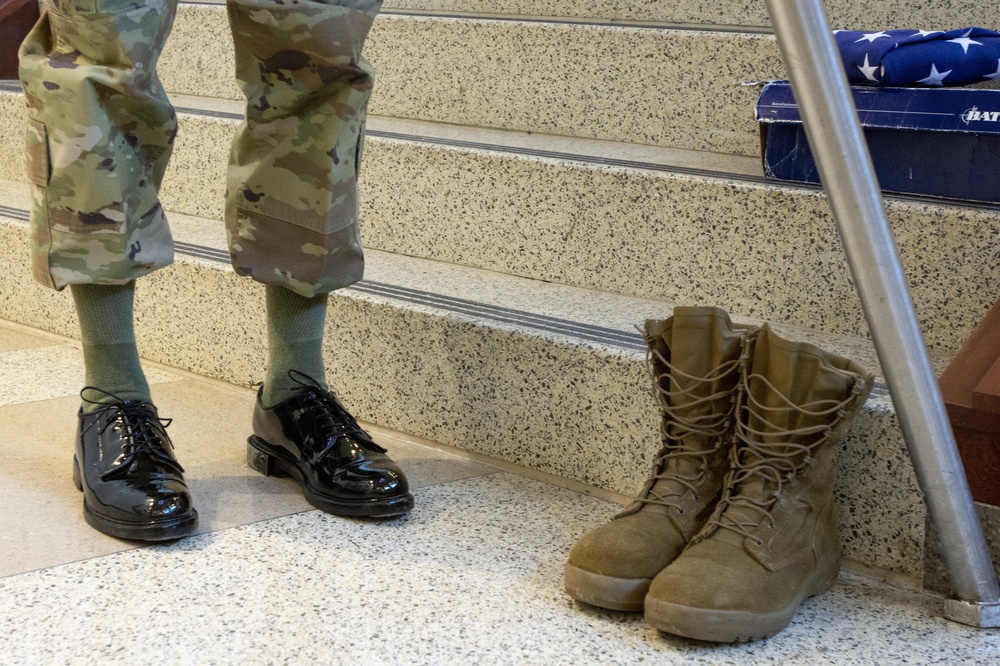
[706,372,863,543]
[286,370,387,464]
[80,388,182,482]
[637,347,741,512]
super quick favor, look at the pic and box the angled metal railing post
[762,0,1000,626]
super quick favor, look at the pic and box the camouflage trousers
[19,0,382,297]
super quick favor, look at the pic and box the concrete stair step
[161,4,1000,156]
[194,0,1000,39]
[380,0,1000,30]
[163,4,783,155]
[2,87,997,357]
[0,176,927,582]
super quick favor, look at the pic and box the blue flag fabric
[835,27,1000,87]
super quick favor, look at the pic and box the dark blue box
[755,81,1000,204]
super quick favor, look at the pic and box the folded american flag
[835,28,1000,87]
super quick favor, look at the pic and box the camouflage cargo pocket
[24,118,49,187]
[19,0,177,288]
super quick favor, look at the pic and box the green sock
[71,282,151,411]
[262,284,329,407]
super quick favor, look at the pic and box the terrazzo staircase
[1,0,999,590]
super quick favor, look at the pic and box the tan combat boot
[644,324,873,641]
[564,307,750,611]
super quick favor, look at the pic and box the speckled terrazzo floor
[1,320,998,664]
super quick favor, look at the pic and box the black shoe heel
[247,437,288,478]
[72,456,83,492]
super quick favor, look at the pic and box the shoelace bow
[80,387,183,482]
[638,348,741,512]
[285,370,387,464]
[707,372,864,543]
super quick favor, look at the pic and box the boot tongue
[661,311,743,478]
[638,441,714,517]
[709,324,859,546]
[639,312,742,503]
[636,311,742,514]
[710,457,777,546]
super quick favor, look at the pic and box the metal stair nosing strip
[0,202,645,353]
[175,2,774,35]
[3,81,1000,214]
[0,203,892,395]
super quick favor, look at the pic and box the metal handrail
[763,0,1000,626]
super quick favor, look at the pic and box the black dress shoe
[73,390,198,541]
[248,375,414,518]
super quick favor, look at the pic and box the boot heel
[72,456,83,492]
[247,437,288,477]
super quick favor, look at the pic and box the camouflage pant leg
[226,0,382,298]
[18,0,177,290]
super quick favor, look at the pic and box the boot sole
[644,562,839,642]
[564,563,650,612]
[247,436,414,518]
[73,458,198,542]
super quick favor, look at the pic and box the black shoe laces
[285,371,387,464]
[80,387,184,482]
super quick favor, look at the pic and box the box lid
[755,80,1000,135]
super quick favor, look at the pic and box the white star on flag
[918,64,952,86]
[857,54,879,82]
[855,31,891,43]
[947,29,983,54]
[912,30,944,38]
[986,59,1000,79]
